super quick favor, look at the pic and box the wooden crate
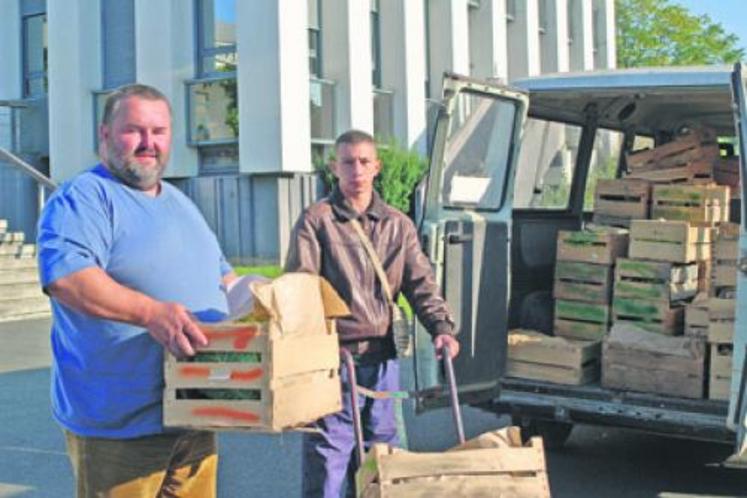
[593,178,651,220]
[612,296,684,335]
[613,258,698,303]
[356,427,551,498]
[712,262,737,290]
[708,298,735,344]
[651,184,730,224]
[685,293,709,340]
[629,220,712,263]
[625,132,716,170]
[602,324,706,399]
[712,157,740,197]
[164,322,342,431]
[506,329,601,385]
[627,161,713,184]
[708,344,733,401]
[163,273,349,431]
[556,227,629,265]
[553,261,613,304]
[554,299,611,340]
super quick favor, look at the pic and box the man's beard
[104,140,169,191]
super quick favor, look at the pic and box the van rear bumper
[480,378,734,443]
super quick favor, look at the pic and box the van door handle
[447,233,472,244]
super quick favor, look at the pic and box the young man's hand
[433,334,460,359]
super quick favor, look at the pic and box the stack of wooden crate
[553,227,629,341]
[707,223,738,401]
[625,128,719,184]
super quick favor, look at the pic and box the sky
[672,0,747,52]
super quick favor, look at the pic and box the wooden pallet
[602,323,706,399]
[651,184,730,224]
[556,227,629,265]
[553,261,613,304]
[612,297,684,335]
[593,178,651,220]
[685,293,709,340]
[554,299,611,340]
[629,220,712,263]
[356,427,551,498]
[708,298,735,344]
[506,329,601,385]
[613,258,698,303]
[626,132,716,170]
[627,161,714,184]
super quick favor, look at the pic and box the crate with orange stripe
[163,273,350,431]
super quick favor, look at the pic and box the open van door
[414,73,528,410]
[727,62,747,467]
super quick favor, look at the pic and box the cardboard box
[506,329,601,385]
[602,323,706,399]
[163,273,350,431]
[356,427,551,498]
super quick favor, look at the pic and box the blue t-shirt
[37,165,231,438]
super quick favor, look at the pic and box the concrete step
[0,267,39,285]
[0,281,44,301]
[0,232,24,244]
[0,257,38,270]
[0,244,35,257]
[0,296,50,322]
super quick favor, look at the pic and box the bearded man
[37,84,236,498]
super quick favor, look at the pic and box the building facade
[0,0,616,264]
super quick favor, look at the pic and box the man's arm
[47,267,207,358]
[399,218,460,359]
[284,213,322,274]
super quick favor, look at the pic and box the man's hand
[433,334,460,360]
[144,302,208,359]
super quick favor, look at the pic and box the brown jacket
[285,188,455,354]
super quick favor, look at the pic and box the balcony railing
[186,76,239,146]
[310,77,336,145]
[373,88,394,140]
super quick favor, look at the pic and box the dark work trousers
[302,358,400,498]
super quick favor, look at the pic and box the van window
[513,118,582,209]
[441,92,519,210]
[584,128,624,211]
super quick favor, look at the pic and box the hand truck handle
[340,348,366,467]
[442,345,466,445]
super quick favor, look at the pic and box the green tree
[616,0,745,68]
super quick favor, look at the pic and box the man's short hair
[335,129,375,148]
[101,84,171,127]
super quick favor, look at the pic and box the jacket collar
[330,187,387,221]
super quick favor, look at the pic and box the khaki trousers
[64,429,217,498]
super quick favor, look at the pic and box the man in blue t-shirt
[37,83,235,497]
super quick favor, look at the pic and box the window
[513,119,583,209]
[567,0,576,45]
[584,128,623,211]
[370,0,382,88]
[22,6,47,98]
[441,92,519,211]
[101,0,135,89]
[187,78,239,144]
[506,0,517,22]
[538,0,548,35]
[196,0,237,77]
[308,0,322,77]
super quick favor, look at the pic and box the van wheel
[518,291,554,334]
[513,417,574,450]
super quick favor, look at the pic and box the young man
[285,129,460,497]
[37,84,235,497]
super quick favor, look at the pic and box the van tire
[513,417,574,450]
[518,291,554,334]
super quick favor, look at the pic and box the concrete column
[593,0,616,69]
[540,0,570,73]
[321,0,374,134]
[47,0,101,182]
[379,0,427,154]
[135,0,197,178]
[237,0,312,173]
[469,0,509,82]
[507,0,541,81]
[568,0,594,71]
[0,2,21,99]
[427,0,470,100]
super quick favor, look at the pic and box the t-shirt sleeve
[37,184,112,289]
[219,254,233,276]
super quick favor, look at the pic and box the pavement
[0,318,504,498]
